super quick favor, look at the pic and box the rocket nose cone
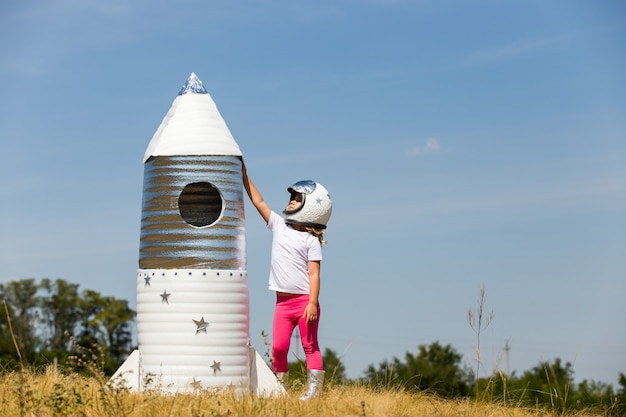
[143,73,242,161]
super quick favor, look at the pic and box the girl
[242,161,332,400]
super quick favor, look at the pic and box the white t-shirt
[267,211,322,294]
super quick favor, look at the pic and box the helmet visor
[287,180,317,195]
[285,180,316,214]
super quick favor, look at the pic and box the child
[241,161,332,400]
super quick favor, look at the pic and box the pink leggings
[271,294,322,373]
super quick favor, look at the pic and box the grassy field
[0,367,608,417]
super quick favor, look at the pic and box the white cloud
[464,34,566,66]
[406,137,441,157]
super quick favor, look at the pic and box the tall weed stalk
[3,300,27,417]
[467,283,494,399]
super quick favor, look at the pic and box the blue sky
[1,1,625,385]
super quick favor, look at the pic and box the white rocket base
[110,347,285,397]
[137,269,251,392]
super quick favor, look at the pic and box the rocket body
[136,74,249,392]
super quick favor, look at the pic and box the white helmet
[283,180,332,229]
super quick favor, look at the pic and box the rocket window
[178,182,223,227]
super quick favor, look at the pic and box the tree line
[278,342,624,415]
[360,341,626,415]
[1,278,624,414]
[0,278,134,374]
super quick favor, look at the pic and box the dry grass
[0,367,607,417]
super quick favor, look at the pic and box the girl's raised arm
[241,160,271,224]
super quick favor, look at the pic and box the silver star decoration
[160,289,171,304]
[144,276,151,287]
[193,317,209,334]
[190,378,202,390]
[316,197,322,204]
[210,360,221,375]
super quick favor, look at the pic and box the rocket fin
[109,349,140,392]
[249,347,286,397]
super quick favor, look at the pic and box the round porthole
[178,182,223,227]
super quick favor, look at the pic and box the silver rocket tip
[178,72,208,95]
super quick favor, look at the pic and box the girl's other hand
[303,303,318,323]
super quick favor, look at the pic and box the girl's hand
[303,303,318,323]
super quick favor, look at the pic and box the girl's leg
[298,302,323,370]
[272,297,297,373]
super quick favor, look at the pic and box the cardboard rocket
[112,73,282,395]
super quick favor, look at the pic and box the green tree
[72,291,135,373]
[77,289,106,348]
[512,358,575,411]
[39,278,81,354]
[365,341,470,397]
[0,279,41,366]
[614,372,626,416]
[0,278,136,374]
[97,296,134,370]
[322,347,347,384]
[479,361,625,414]
[577,372,626,416]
